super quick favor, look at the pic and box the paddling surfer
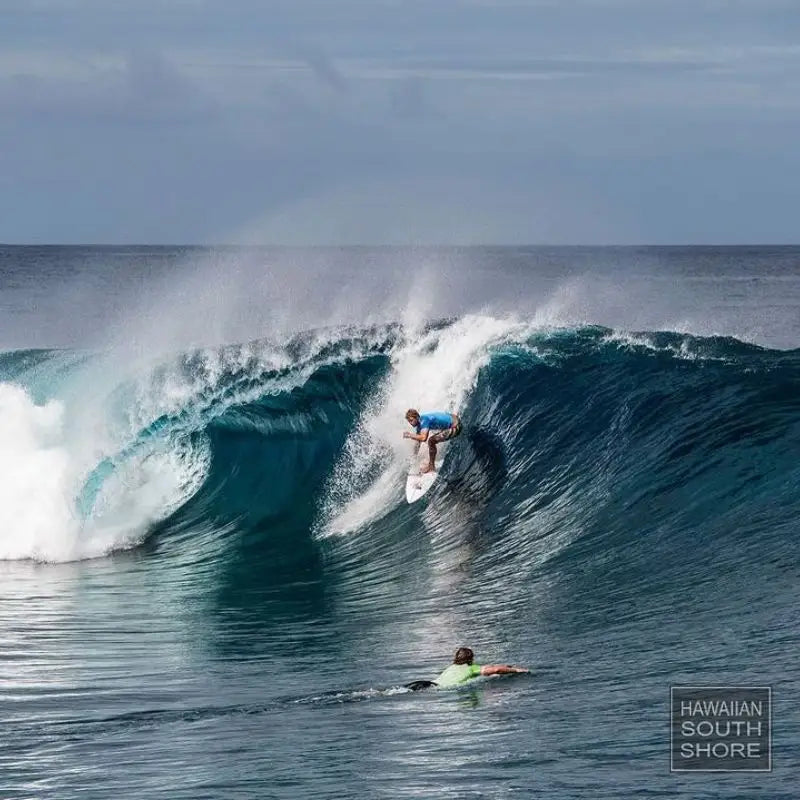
[405,647,529,690]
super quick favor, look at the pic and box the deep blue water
[1,245,799,798]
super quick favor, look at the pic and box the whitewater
[1,245,798,800]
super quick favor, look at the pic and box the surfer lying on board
[405,647,529,691]
[403,408,462,473]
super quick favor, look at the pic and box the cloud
[2,0,800,242]
[0,50,217,123]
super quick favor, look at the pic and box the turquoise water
[1,246,798,798]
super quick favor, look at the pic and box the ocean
[1,245,798,798]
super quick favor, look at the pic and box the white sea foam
[0,384,79,561]
[0,382,209,562]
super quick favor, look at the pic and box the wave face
[2,317,798,574]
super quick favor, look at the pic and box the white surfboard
[405,459,443,503]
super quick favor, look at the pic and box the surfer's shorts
[429,421,462,444]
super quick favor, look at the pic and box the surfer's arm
[480,664,529,676]
[403,428,429,442]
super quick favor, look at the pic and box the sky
[1,0,799,244]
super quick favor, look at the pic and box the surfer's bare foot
[420,464,435,474]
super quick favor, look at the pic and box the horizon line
[2,242,799,249]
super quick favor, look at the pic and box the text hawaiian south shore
[671,686,771,772]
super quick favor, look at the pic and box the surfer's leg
[424,433,442,472]
[423,424,461,473]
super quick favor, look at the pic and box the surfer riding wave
[403,408,462,474]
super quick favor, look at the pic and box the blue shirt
[416,411,453,432]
